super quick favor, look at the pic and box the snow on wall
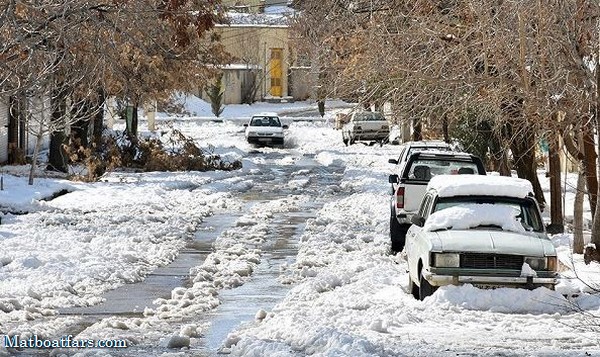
[428,175,533,198]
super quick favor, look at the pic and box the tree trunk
[318,100,325,117]
[48,131,68,172]
[412,118,422,141]
[126,103,139,137]
[562,123,587,253]
[92,93,105,150]
[573,169,585,254]
[582,121,597,217]
[547,132,563,234]
[29,89,53,183]
[92,112,104,149]
[588,58,600,262]
[442,114,450,143]
[71,118,90,149]
[490,129,511,176]
[47,93,68,172]
[7,95,22,164]
[28,120,45,185]
[497,151,511,176]
[510,126,546,209]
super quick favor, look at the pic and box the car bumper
[352,131,389,141]
[247,136,284,145]
[423,270,557,288]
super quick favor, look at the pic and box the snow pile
[0,172,243,328]
[431,285,570,314]
[429,174,534,198]
[2,107,600,355]
[0,174,77,212]
[145,196,308,319]
[424,203,525,233]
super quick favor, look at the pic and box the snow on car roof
[252,112,279,117]
[412,150,471,158]
[428,175,533,198]
[423,203,526,233]
[404,140,451,147]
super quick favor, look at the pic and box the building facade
[199,1,314,104]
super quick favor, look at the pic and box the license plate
[258,138,271,142]
[473,284,504,290]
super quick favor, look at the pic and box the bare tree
[1,0,229,182]
[294,0,600,259]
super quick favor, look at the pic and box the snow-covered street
[1,103,600,356]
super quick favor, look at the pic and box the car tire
[343,137,349,146]
[390,209,409,253]
[419,270,438,301]
[410,276,419,300]
[349,138,354,145]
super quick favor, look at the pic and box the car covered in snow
[244,113,288,147]
[405,175,558,300]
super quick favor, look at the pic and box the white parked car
[341,111,389,146]
[244,113,288,147]
[405,175,558,300]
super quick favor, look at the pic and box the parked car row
[388,141,558,300]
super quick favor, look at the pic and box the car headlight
[547,256,557,272]
[524,257,547,270]
[433,253,460,268]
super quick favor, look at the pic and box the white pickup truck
[387,151,486,252]
[342,111,389,146]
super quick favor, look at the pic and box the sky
[0,98,599,356]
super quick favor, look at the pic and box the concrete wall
[289,67,313,101]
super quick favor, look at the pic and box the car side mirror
[282,125,289,129]
[411,215,425,227]
[388,159,398,165]
[243,123,248,127]
[388,174,399,184]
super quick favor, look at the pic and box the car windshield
[406,159,479,180]
[433,197,544,232]
[250,116,281,127]
[354,112,385,121]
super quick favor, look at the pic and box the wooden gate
[269,48,283,97]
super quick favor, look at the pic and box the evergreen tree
[206,75,225,117]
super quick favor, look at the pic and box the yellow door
[269,48,283,97]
